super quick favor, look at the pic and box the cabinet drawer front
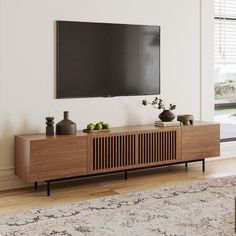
[182,124,220,160]
[30,137,86,155]
[30,151,87,181]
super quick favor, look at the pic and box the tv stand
[15,121,220,196]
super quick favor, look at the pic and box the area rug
[0,176,235,236]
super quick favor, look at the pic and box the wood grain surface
[181,124,220,161]
[15,122,220,184]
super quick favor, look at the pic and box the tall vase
[159,110,175,122]
[56,111,76,135]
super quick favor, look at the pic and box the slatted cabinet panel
[138,131,176,164]
[87,127,181,174]
[89,134,136,173]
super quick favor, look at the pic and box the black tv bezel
[56,20,161,99]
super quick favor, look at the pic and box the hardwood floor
[0,157,235,215]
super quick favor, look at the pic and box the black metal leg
[185,162,188,168]
[125,171,128,180]
[47,181,50,196]
[34,182,38,190]
[202,159,205,172]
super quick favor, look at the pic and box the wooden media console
[15,121,220,195]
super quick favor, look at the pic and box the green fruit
[94,123,103,130]
[103,123,110,129]
[87,123,95,131]
[99,121,105,126]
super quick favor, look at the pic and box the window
[214,0,236,141]
[214,0,236,103]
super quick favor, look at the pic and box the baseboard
[0,167,30,191]
[219,141,236,159]
[0,142,236,191]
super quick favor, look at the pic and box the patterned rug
[0,176,236,236]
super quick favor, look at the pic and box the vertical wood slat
[131,135,133,165]
[95,139,97,170]
[166,132,169,161]
[145,134,148,164]
[141,134,143,164]
[153,133,155,162]
[157,132,159,162]
[112,136,115,168]
[130,135,132,165]
[161,132,163,161]
[100,138,103,169]
[128,135,130,166]
[108,137,111,169]
[93,139,95,170]
[133,135,135,165]
[149,133,151,163]
[99,138,101,170]
[165,132,167,161]
[115,136,118,168]
[111,137,113,169]
[161,132,163,162]
[102,137,104,169]
[143,134,145,164]
[155,133,157,162]
[105,137,108,168]
[138,134,140,164]
[173,131,175,159]
[124,136,126,166]
[104,137,106,169]
[125,136,128,166]
[140,134,142,164]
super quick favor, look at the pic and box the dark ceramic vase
[159,110,175,122]
[56,111,76,135]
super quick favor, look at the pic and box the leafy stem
[142,97,176,111]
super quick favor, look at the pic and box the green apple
[99,121,105,126]
[103,123,110,129]
[87,123,95,131]
[95,123,103,130]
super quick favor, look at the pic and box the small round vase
[56,111,76,135]
[159,110,175,122]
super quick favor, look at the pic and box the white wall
[0,0,214,190]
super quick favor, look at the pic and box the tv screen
[56,21,160,98]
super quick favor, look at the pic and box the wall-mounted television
[56,21,160,98]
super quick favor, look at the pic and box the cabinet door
[136,128,181,167]
[87,133,137,174]
[181,124,220,161]
[30,137,87,181]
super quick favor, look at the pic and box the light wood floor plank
[0,158,235,214]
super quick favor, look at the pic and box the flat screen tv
[56,21,160,98]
